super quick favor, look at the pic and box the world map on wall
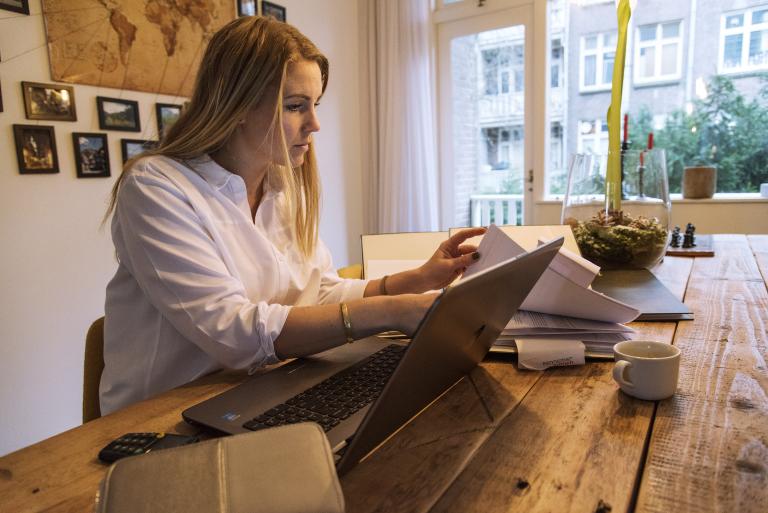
[42,0,236,97]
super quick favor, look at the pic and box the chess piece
[670,226,681,248]
[685,223,696,247]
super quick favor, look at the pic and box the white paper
[461,224,525,280]
[515,339,586,370]
[504,311,634,335]
[498,331,631,343]
[463,225,640,324]
[366,259,425,279]
[538,239,600,288]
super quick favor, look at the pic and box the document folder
[591,269,693,321]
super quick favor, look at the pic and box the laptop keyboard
[242,344,406,433]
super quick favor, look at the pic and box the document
[502,310,634,336]
[463,225,640,324]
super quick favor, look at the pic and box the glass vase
[561,149,671,269]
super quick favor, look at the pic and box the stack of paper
[362,224,641,370]
[463,225,640,369]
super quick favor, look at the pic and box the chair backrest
[337,264,362,279]
[83,317,105,423]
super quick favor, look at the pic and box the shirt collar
[185,155,238,191]
[187,155,282,207]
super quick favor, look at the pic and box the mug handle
[613,360,634,388]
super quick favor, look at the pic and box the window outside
[449,25,526,226]
[720,6,768,73]
[580,32,616,91]
[545,0,768,196]
[634,21,682,83]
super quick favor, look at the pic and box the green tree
[630,74,768,193]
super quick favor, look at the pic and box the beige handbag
[96,423,345,513]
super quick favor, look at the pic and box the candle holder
[561,149,671,269]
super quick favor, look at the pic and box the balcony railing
[470,194,524,227]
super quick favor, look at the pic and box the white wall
[0,0,362,456]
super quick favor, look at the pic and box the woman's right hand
[391,293,439,336]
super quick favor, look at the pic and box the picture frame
[261,1,286,21]
[155,102,182,138]
[0,0,30,15]
[237,0,256,16]
[97,96,141,132]
[72,132,111,178]
[13,124,59,174]
[21,81,77,122]
[121,139,158,164]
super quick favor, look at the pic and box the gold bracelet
[340,302,354,344]
[379,275,389,296]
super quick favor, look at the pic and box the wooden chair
[337,264,363,279]
[83,317,105,423]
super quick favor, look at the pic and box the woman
[101,16,484,415]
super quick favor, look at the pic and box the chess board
[666,234,714,257]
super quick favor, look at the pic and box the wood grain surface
[635,235,768,513]
[341,361,543,513]
[427,323,676,513]
[1,238,764,513]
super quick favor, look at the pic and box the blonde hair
[106,16,328,256]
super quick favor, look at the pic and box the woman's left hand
[417,227,487,291]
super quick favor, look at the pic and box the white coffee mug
[613,341,680,400]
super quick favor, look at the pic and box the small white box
[761,183,768,198]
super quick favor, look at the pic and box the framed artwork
[72,132,111,178]
[0,0,29,15]
[21,81,77,121]
[237,0,256,16]
[13,124,59,174]
[121,139,157,163]
[155,103,182,137]
[97,96,141,132]
[261,1,285,21]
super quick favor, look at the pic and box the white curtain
[363,0,440,233]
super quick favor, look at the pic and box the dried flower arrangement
[565,211,668,269]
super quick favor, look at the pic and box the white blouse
[100,155,368,415]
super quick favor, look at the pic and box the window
[482,126,524,173]
[577,119,609,155]
[482,44,524,96]
[540,0,768,197]
[551,38,563,88]
[580,32,616,91]
[634,21,683,83]
[719,5,768,73]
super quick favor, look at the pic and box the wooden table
[2,235,766,513]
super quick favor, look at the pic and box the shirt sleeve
[315,239,369,305]
[113,169,287,370]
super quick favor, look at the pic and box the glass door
[437,4,534,229]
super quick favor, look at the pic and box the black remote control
[98,432,199,463]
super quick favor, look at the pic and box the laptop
[183,237,564,475]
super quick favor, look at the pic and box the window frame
[718,5,768,74]
[633,20,684,85]
[579,32,617,93]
